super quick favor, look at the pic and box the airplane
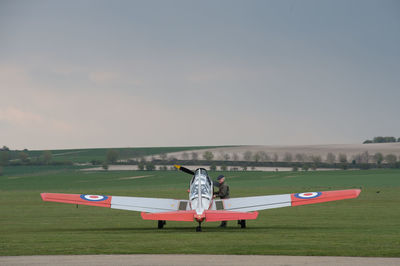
[41,165,361,232]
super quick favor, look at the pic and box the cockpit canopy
[190,168,212,200]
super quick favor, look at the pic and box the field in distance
[21,146,230,163]
[0,166,399,257]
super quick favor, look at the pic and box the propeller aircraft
[41,165,361,232]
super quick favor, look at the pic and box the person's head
[217,175,225,184]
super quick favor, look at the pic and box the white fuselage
[189,169,213,217]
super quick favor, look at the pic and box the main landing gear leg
[196,221,202,232]
[158,220,166,229]
[238,220,246,228]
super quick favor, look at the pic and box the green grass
[0,168,399,256]
[21,146,231,163]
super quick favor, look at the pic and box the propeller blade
[174,165,195,175]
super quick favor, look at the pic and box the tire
[158,220,165,229]
[239,220,246,228]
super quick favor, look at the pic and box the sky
[0,0,399,150]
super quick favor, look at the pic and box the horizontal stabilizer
[141,210,196,221]
[204,210,259,222]
[141,210,258,222]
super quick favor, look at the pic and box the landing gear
[238,220,246,228]
[158,220,166,229]
[196,222,202,232]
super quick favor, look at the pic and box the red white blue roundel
[294,192,322,199]
[80,194,108,201]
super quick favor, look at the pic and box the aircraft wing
[218,189,361,212]
[41,193,190,213]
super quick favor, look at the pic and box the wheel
[196,226,202,232]
[239,220,246,228]
[158,220,166,229]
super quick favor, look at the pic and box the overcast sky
[0,0,399,150]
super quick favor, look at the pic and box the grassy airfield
[0,167,399,257]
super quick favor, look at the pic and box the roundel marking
[80,194,108,201]
[294,192,322,199]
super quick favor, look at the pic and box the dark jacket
[214,181,230,199]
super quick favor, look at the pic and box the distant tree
[159,165,168,171]
[363,139,373,144]
[106,149,119,164]
[386,136,396,143]
[191,152,198,161]
[1,146,10,151]
[301,164,309,171]
[220,164,227,171]
[273,153,279,162]
[338,153,348,163]
[243,151,252,161]
[253,152,262,162]
[283,152,293,162]
[42,151,52,164]
[223,153,230,161]
[385,154,397,165]
[295,153,306,162]
[145,161,156,171]
[0,166,3,176]
[361,151,370,163]
[259,151,270,162]
[91,159,102,165]
[292,166,298,172]
[398,138,400,142]
[209,164,217,171]
[373,136,396,143]
[102,162,109,170]
[232,153,239,161]
[242,165,247,171]
[338,153,348,169]
[311,155,322,165]
[373,152,384,165]
[203,151,214,161]
[19,152,29,163]
[181,152,189,160]
[160,153,168,161]
[353,151,370,164]
[0,151,10,165]
[326,153,336,164]
[138,158,146,170]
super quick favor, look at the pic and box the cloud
[0,64,32,89]
[0,106,74,137]
[88,71,120,85]
[0,107,44,126]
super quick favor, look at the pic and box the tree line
[363,136,400,144]
[1,145,400,173]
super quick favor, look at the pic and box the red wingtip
[354,189,361,198]
[40,193,47,201]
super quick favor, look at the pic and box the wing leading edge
[221,189,361,212]
[41,193,189,213]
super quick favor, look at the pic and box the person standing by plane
[213,175,230,227]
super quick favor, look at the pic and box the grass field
[0,167,399,257]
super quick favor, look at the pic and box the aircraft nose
[194,213,205,222]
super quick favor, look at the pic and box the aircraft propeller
[174,165,194,175]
